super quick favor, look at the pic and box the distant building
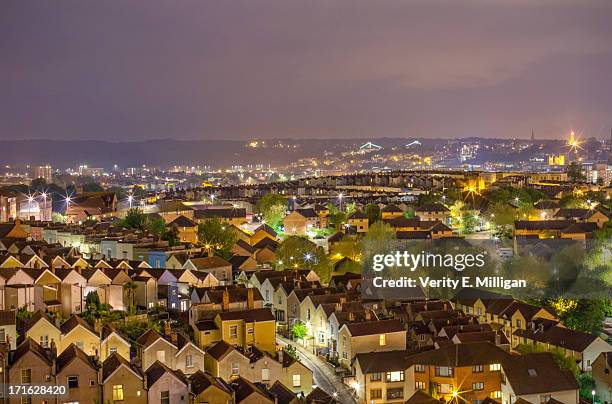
[17,194,52,221]
[547,154,565,166]
[32,164,53,183]
[0,193,17,221]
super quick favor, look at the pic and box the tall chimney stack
[247,288,254,310]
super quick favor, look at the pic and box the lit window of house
[113,385,124,401]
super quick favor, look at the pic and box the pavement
[277,335,357,404]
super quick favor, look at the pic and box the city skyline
[2,0,612,141]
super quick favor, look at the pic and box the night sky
[2,0,612,141]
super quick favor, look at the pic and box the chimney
[247,288,254,310]
[222,288,230,311]
[170,332,178,345]
[278,349,284,363]
[495,333,501,346]
[334,303,341,312]
[164,321,171,336]
[348,312,354,321]
[364,310,371,321]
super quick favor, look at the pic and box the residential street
[277,335,357,404]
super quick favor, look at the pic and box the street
[277,335,357,404]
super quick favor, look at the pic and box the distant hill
[0,139,328,168]
[0,137,566,169]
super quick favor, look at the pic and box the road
[277,335,357,404]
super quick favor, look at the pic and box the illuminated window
[415,364,425,373]
[415,381,426,390]
[292,374,301,387]
[230,325,238,338]
[435,366,453,377]
[472,365,484,373]
[156,350,165,363]
[262,368,270,381]
[386,371,404,382]
[186,354,193,368]
[370,389,382,399]
[113,385,124,401]
[379,334,386,346]
[489,363,501,371]
[491,391,502,399]
[472,382,484,390]
[370,372,381,381]
[231,362,240,376]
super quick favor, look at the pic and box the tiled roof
[269,380,297,403]
[145,360,187,386]
[416,203,450,213]
[60,315,95,335]
[136,328,165,349]
[169,215,196,227]
[345,319,405,337]
[56,343,97,372]
[189,370,232,395]
[514,325,599,352]
[405,390,444,404]
[205,340,238,361]
[501,352,579,395]
[189,256,231,270]
[11,338,52,366]
[102,352,141,381]
[217,308,275,322]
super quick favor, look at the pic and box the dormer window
[379,334,386,346]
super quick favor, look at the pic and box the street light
[128,194,133,209]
